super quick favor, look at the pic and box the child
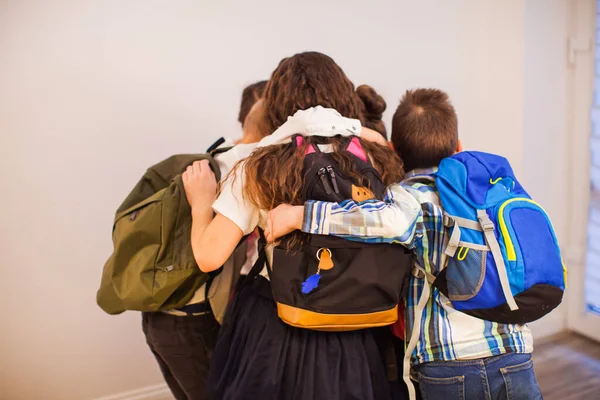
[266,89,542,400]
[141,80,267,400]
[182,51,403,400]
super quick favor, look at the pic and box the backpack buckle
[477,213,495,231]
[443,214,455,227]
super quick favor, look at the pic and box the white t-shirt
[212,107,363,279]
[214,141,257,178]
[215,141,261,276]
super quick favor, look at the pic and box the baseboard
[93,384,173,400]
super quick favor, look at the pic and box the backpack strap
[244,228,272,283]
[203,267,222,310]
[292,134,370,161]
[442,214,486,257]
[402,264,432,400]
[210,146,234,157]
[412,265,436,285]
[206,137,226,153]
[476,210,518,311]
[442,211,518,311]
[257,228,272,280]
[345,137,368,163]
[207,136,235,158]
[206,139,233,180]
[291,134,319,156]
[403,174,435,187]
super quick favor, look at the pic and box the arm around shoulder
[183,159,247,272]
[303,183,422,245]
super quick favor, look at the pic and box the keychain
[301,248,334,294]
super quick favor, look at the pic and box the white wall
[0,0,572,399]
[522,0,571,338]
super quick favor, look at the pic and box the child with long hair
[182,52,411,400]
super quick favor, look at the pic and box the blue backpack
[432,151,566,324]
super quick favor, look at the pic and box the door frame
[566,0,600,341]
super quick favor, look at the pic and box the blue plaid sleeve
[302,183,422,246]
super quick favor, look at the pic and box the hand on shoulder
[182,160,217,210]
[360,127,387,146]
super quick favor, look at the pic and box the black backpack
[263,135,413,331]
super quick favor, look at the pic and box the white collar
[257,106,362,148]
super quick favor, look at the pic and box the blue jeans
[415,353,542,400]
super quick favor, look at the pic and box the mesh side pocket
[446,248,487,301]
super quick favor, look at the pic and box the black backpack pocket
[270,235,412,331]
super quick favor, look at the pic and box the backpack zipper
[318,168,333,194]
[326,166,340,194]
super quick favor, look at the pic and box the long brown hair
[262,52,365,134]
[243,137,402,212]
[229,52,403,227]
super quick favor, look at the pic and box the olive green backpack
[97,147,227,315]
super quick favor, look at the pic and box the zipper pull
[319,168,333,194]
[327,166,340,194]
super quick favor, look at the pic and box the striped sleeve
[302,183,422,245]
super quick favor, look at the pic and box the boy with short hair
[266,89,543,400]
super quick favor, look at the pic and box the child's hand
[182,160,217,210]
[266,204,304,242]
[360,127,387,146]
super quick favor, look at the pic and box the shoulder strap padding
[292,134,319,156]
[345,137,368,162]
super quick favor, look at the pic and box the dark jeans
[142,311,220,400]
[415,353,542,400]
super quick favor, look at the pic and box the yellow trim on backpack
[276,303,398,332]
[490,177,503,185]
[498,198,549,261]
[457,247,469,261]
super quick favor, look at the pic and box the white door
[566,0,600,341]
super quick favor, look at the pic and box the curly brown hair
[224,52,404,246]
[262,52,366,134]
[356,84,387,138]
[243,137,403,212]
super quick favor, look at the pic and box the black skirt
[209,276,392,400]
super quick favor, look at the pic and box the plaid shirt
[303,168,533,365]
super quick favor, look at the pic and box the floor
[533,333,600,400]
